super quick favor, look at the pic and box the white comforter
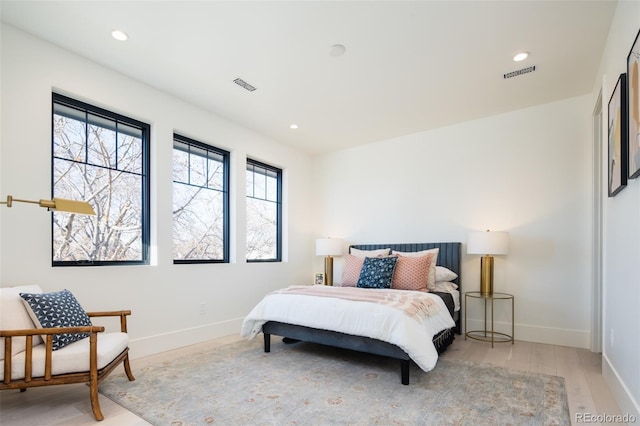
[241,286,456,372]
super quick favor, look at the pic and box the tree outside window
[246,159,282,262]
[173,135,229,263]
[52,94,150,265]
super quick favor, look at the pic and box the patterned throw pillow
[340,254,366,286]
[391,253,433,292]
[392,248,439,291]
[357,256,398,289]
[20,289,92,350]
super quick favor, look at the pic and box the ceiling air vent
[233,78,257,92]
[503,65,536,79]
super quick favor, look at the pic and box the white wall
[0,24,316,358]
[313,94,593,348]
[594,0,640,417]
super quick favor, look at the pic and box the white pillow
[0,285,43,361]
[350,247,391,258]
[434,281,459,292]
[392,248,439,291]
[436,266,458,282]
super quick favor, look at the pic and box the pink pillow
[391,253,433,292]
[340,254,365,286]
[392,248,439,291]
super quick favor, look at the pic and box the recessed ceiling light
[111,30,128,41]
[290,124,299,130]
[329,44,346,57]
[513,52,529,62]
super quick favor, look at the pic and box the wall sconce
[315,237,343,286]
[467,230,509,295]
[1,195,95,215]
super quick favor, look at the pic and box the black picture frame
[608,74,628,197]
[627,29,640,179]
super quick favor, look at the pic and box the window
[52,93,150,265]
[246,159,282,261]
[173,135,230,263]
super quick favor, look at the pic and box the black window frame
[51,93,151,267]
[246,158,282,262]
[172,134,230,264]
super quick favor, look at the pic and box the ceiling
[0,1,617,155]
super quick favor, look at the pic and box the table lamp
[467,230,509,295]
[315,237,343,286]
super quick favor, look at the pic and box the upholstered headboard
[349,242,462,287]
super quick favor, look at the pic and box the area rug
[100,338,570,425]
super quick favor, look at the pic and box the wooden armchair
[0,286,135,421]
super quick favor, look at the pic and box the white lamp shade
[467,231,509,255]
[315,238,343,256]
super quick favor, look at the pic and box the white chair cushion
[0,332,128,380]
[0,285,43,361]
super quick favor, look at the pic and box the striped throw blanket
[272,286,440,323]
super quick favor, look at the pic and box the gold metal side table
[464,291,514,348]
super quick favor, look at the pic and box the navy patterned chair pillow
[357,256,398,289]
[20,289,92,350]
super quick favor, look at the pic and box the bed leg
[264,333,271,353]
[401,360,410,385]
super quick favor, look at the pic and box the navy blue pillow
[357,256,398,289]
[20,289,92,350]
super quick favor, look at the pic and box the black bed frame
[262,242,462,385]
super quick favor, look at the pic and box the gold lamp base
[324,256,334,286]
[480,255,494,295]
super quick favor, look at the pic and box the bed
[241,242,461,385]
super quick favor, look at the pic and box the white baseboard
[602,354,640,418]
[127,317,245,359]
[464,319,590,349]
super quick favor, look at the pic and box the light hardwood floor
[0,334,622,426]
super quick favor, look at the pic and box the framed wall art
[608,73,628,197]
[627,29,640,179]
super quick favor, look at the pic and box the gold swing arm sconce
[1,195,96,215]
